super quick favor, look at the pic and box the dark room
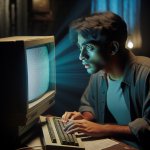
[0,0,150,150]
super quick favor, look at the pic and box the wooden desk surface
[19,136,137,150]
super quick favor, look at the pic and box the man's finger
[64,120,74,131]
[62,111,80,122]
[62,112,73,122]
[62,112,67,122]
[65,112,74,121]
[68,124,84,132]
[66,127,85,134]
[70,114,80,120]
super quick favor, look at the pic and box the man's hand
[62,111,84,122]
[64,119,108,137]
[64,119,132,138]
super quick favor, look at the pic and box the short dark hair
[69,12,127,48]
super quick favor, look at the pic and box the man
[62,12,150,149]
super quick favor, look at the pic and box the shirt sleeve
[128,74,150,148]
[79,75,96,117]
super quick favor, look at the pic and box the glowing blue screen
[26,46,49,102]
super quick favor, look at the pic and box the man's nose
[79,48,88,60]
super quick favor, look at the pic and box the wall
[0,0,150,117]
[140,0,150,56]
[0,0,91,116]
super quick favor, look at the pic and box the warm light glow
[127,40,134,49]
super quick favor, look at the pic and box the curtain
[91,0,141,49]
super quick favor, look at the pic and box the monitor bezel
[0,36,56,129]
[24,36,56,126]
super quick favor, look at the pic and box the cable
[16,145,44,150]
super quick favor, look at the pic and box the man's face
[77,34,106,74]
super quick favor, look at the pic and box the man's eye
[86,45,95,51]
[77,43,95,51]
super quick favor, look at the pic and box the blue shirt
[79,50,150,149]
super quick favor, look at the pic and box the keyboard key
[61,119,79,146]
[46,117,57,143]
[68,133,76,145]
[72,134,79,146]
[61,120,77,146]
[58,120,71,144]
[53,118,67,145]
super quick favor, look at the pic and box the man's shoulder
[134,56,150,69]
[130,56,150,81]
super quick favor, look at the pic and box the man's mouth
[84,64,90,68]
[83,63,90,69]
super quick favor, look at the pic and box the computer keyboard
[40,116,85,150]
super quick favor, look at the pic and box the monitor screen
[26,45,50,102]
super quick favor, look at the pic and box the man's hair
[70,12,127,48]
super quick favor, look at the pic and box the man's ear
[110,41,119,55]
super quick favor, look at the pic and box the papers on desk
[82,138,119,150]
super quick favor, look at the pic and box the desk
[22,137,136,150]
[18,116,138,150]
[19,135,137,150]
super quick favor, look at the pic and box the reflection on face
[77,34,106,74]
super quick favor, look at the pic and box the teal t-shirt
[107,75,131,125]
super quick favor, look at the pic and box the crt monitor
[0,36,56,136]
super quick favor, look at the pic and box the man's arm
[78,75,96,119]
[128,73,150,148]
[64,120,137,143]
[64,119,133,138]
[82,111,95,121]
[62,75,96,122]
[103,124,132,137]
